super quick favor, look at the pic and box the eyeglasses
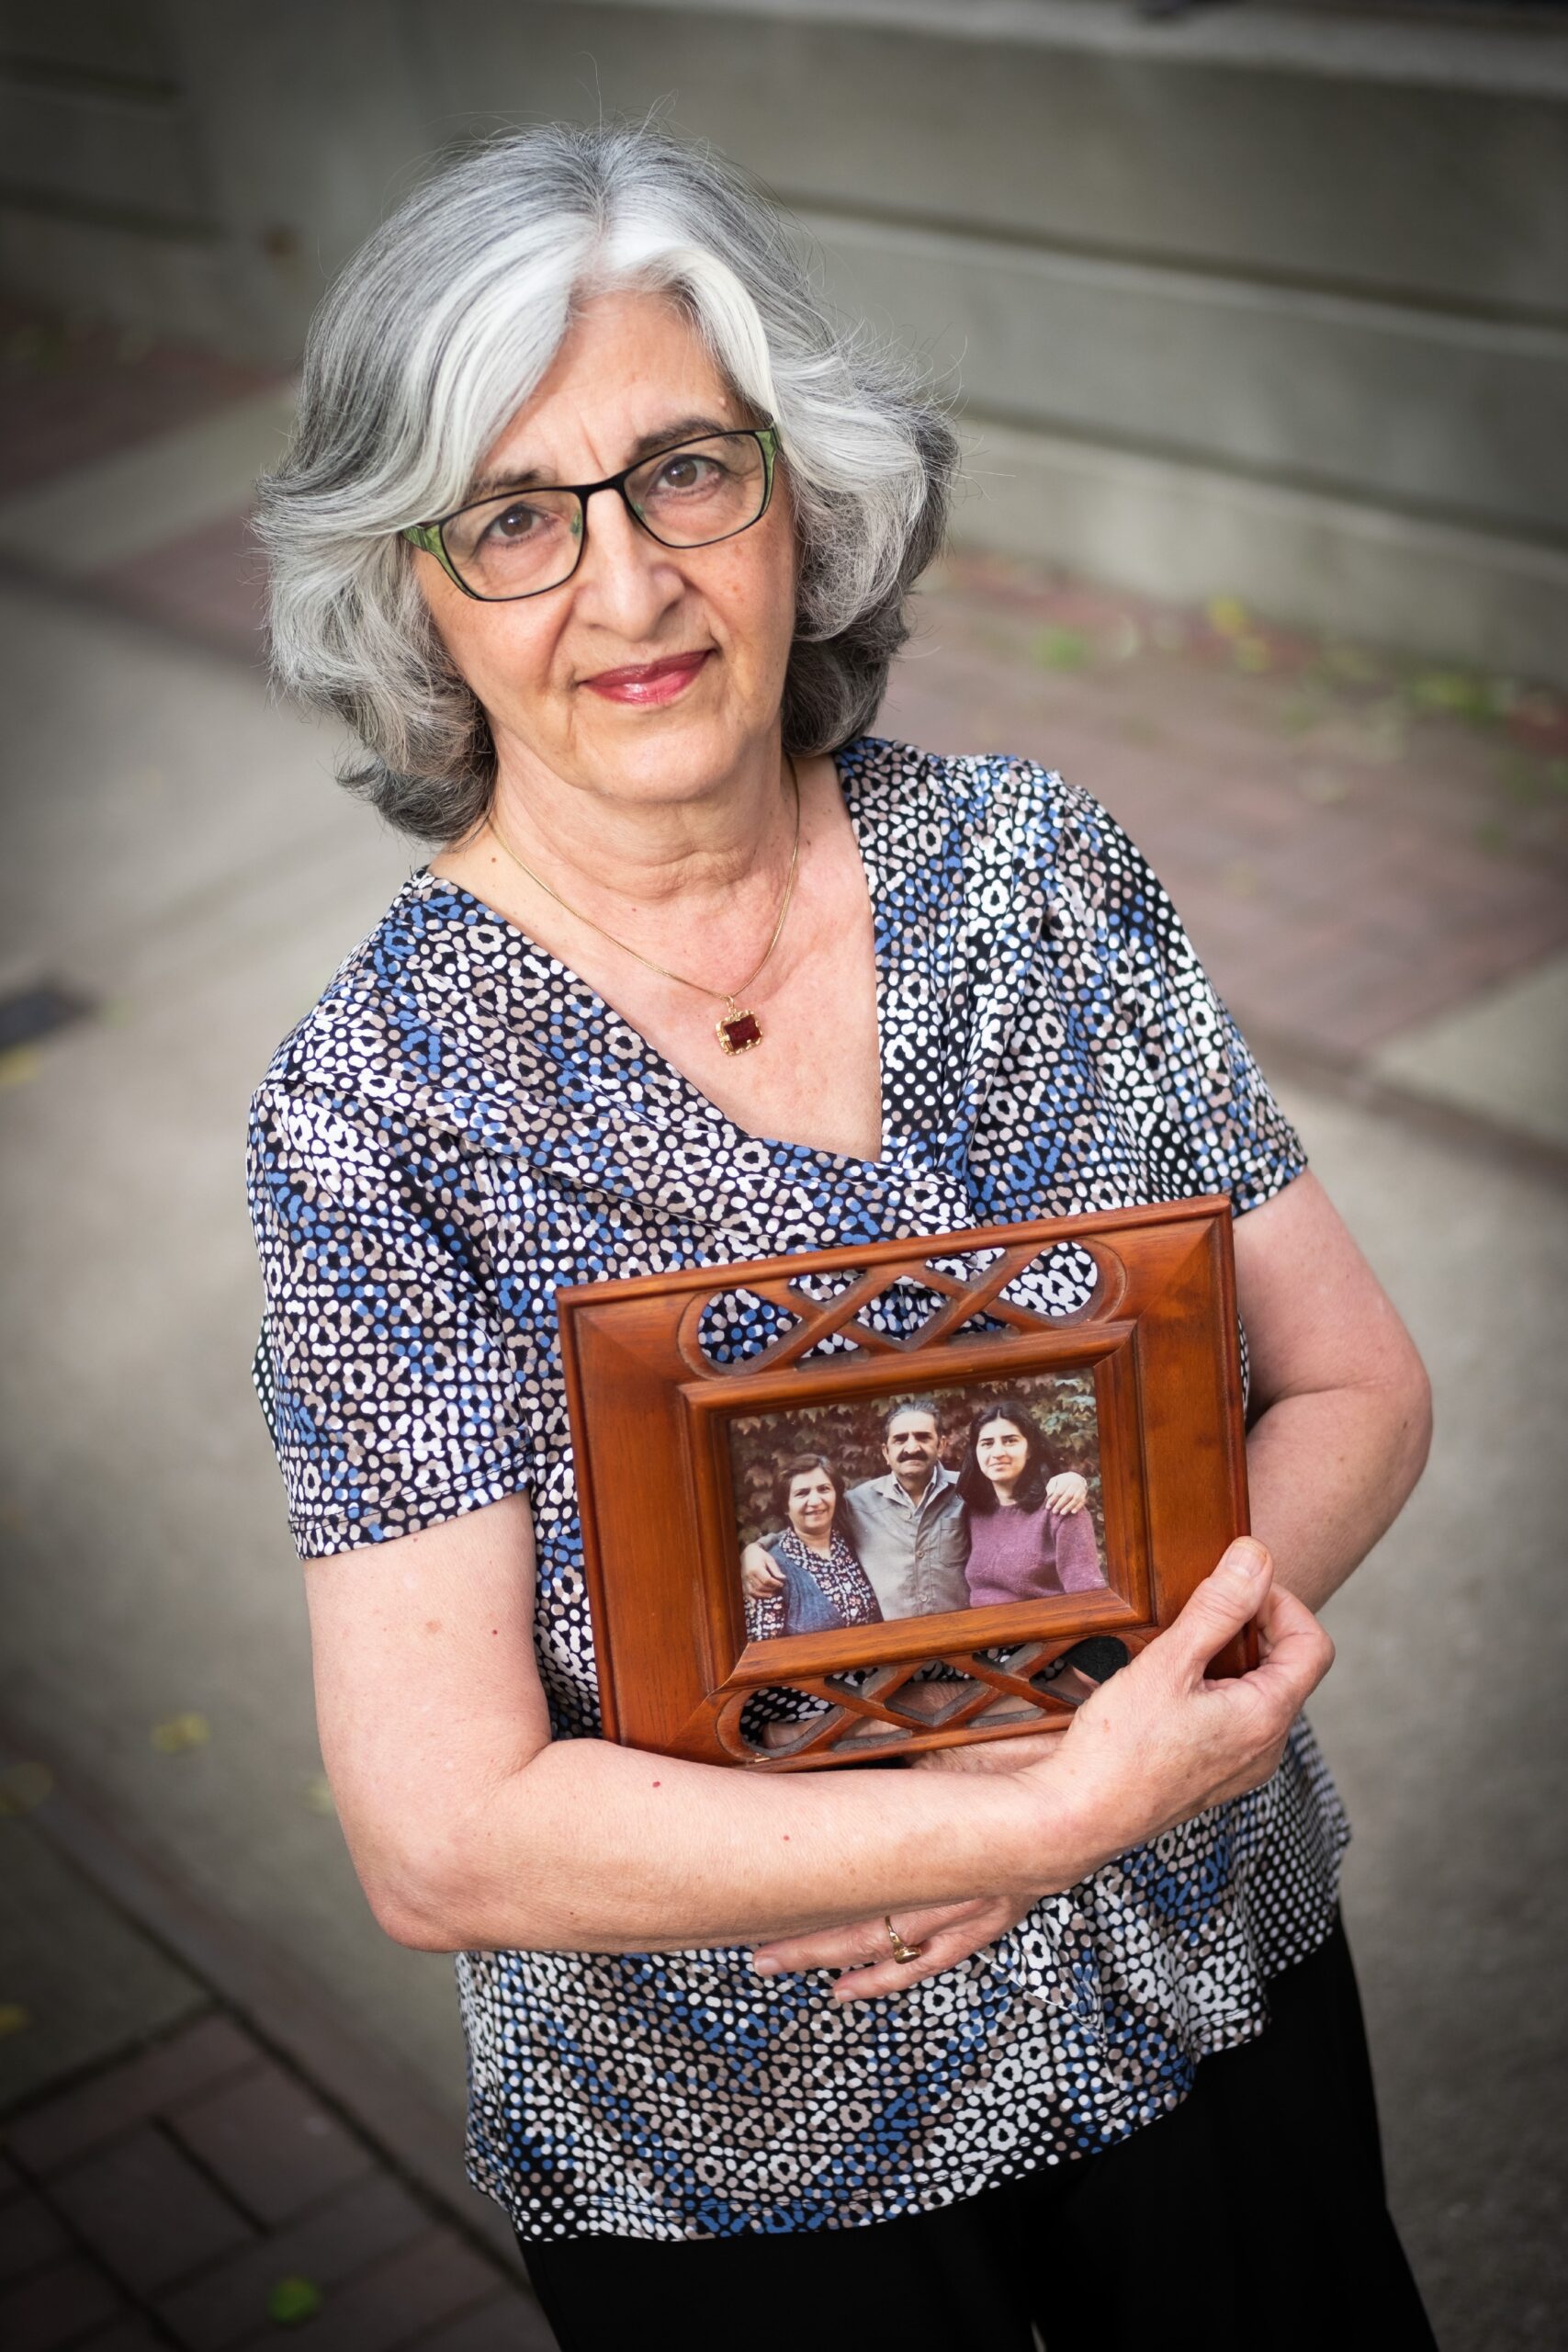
[401,424,780,602]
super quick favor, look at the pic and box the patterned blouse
[246,739,1349,2245]
[746,1522,883,1642]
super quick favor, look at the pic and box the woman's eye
[656,453,720,492]
[487,503,542,541]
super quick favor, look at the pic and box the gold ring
[885,1914,923,1964]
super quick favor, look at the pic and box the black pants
[519,1916,1437,2351]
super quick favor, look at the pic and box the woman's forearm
[388,1735,1060,1953]
[353,1538,1325,1959]
[315,1385,1347,1957]
[310,1498,1088,1960]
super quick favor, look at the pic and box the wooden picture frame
[558,1195,1251,1770]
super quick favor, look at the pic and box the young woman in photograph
[739,1453,884,1640]
[957,1398,1106,1606]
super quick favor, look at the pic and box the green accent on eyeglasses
[401,424,779,602]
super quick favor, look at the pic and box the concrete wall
[4,0,1566,681]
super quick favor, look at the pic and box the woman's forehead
[473,289,741,489]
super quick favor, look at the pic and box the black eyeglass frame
[401,424,780,602]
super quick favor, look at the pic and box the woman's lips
[581,649,712,705]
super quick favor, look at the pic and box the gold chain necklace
[484,753,801,1056]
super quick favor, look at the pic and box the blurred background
[0,4,1564,2348]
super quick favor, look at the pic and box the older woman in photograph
[959,1397,1106,1606]
[248,122,1434,2349]
[739,1453,883,1639]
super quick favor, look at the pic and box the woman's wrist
[977,1757,1103,1903]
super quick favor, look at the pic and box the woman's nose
[570,487,683,632]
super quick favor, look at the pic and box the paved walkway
[1,1804,548,2352]
[4,2014,536,2352]
[1,309,1564,2352]
[887,552,1568,1120]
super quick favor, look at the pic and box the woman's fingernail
[752,1956,777,1973]
[1220,1538,1268,1583]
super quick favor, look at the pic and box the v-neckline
[411,739,901,1178]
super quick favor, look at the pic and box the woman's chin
[571,696,773,794]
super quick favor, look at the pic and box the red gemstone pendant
[716,1002,762,1055]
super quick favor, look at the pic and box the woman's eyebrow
[468,414,736,499]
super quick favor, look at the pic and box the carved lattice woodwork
[558,1198,1249,1770]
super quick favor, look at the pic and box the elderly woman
[248,124,1435,2349]
[739,1454,883,1640]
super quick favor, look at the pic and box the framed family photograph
[558,1196,1252,1770]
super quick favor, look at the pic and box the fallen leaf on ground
[151,1713,210,1754]
[1510,690,1562,732]
[1118,715,1163,747]
[300,1772,335,1816]
[1408,670,1502,723]
[0,1761,54,1815]
[1320,639,1384,685]
[1278,693,1324,737]
[267,2277,323,2325]
[1032,626,1089,671]
[1297,769,1351,806]
[1498,756,1543,805]
[1358,699,1408,763]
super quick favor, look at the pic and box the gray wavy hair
[256,120,959,845]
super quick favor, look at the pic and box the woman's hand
[753,1894,1032,2003]
[751,1537,1327,1999]
[739,1542,785,1601]
[1044,1471,1089,1515]
[1032,1536,1331,1875]
[754,1719,1077,2001]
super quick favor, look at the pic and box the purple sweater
[964,1494,1103,1607]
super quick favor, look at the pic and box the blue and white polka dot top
[247,739,1348,2243]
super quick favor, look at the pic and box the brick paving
[0,306,276,500]
[882,553,1568,1057]
[93,512,270,667]
[1,2015,541,2352]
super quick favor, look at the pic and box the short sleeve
[1049,784,1307,1216]
[246,1083,535,1558]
